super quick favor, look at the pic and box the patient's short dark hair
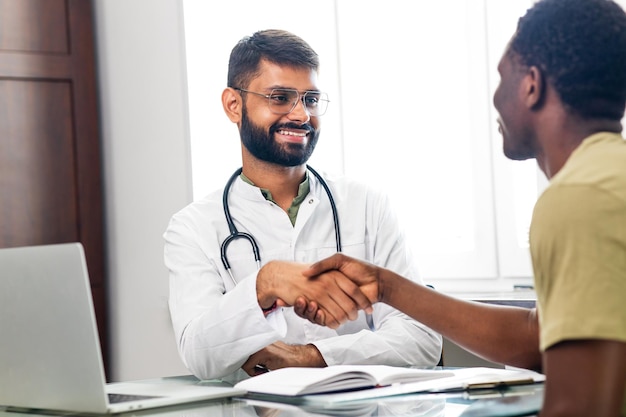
[510,0,626,120]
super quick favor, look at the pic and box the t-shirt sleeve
[530,184,626,351]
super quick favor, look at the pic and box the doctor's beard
[239,110,319,167]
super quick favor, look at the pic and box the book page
[234,365,456,396]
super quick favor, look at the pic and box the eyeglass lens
[268,89,329,116]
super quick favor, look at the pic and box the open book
[234,365,545,403]
[234,365,455,396]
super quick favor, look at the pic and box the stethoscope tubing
[221,168,261,285]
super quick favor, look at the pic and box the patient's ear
[524,66,545,109]
[222,87,242,123]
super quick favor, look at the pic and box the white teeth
[278,130,307,137]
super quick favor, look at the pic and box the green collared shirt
[240,172,310,226]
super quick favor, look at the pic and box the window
[182,0,544,292]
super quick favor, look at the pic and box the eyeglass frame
[234,87,329,116]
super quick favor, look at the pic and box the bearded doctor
[163,29,441,383]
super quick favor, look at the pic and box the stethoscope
[220,165,341,286]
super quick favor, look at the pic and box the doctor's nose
[287,98,311,123]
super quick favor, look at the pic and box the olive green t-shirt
[530,132,626,415]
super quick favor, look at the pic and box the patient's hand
[256,260,372,329]
[303,253,382,303]
[294,254,383,327]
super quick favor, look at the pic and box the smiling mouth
[277,129,308,137]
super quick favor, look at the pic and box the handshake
[255,253,392,329]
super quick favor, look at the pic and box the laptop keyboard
[108,393,160,404]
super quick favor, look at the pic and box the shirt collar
[239,171,310,226]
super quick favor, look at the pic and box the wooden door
[0,0,107,372]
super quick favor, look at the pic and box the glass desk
[0,375,543,417]
[0,384,543,417]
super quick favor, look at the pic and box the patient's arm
[301,253,542,370]
[541,339,626,417]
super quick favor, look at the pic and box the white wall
[93,0,191,381]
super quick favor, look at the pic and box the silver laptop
[0,242,246,414]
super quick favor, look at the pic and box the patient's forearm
[380,270,542,370]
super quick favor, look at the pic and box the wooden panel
[0,80,78,245]
[0,0,68,54]
[0,0,104,289]
[0,0,107,374]
[0,53,72,79]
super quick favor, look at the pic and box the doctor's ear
[222,87,243,123]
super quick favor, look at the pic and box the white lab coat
[164,172,442,382]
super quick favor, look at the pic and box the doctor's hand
[241,342,326,376]
[296,254,383,326]
[256,260,372,329]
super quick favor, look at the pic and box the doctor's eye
[269,90,297,106]
[304,94,321,106]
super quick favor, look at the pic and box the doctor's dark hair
[509,0,626,120]
[227,29,320,90]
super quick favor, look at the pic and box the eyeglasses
[235,88,329,116]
